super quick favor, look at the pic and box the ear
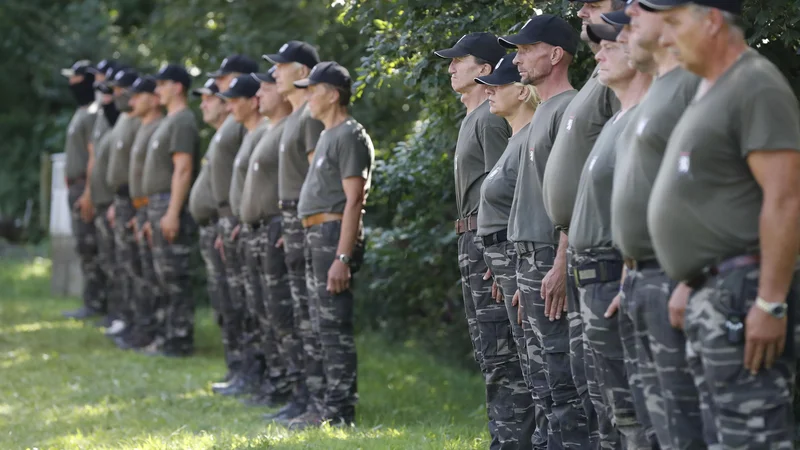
[706,8,725,35]
[481,63,493,77]
[517,85,529,102]
[551,46,564,66]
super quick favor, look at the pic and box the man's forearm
[167,168,192,217]
[758,196,800,302]
[84,143,95,196]
[555,231,569,267]
[336,200,362,258]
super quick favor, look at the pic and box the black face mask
[69,74,96,106]
[114,90,133,112]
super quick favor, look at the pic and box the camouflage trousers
[572,249,648,449]
[112,196,139,326]
[621,263,714,450]
[252,216,304,388]
[134,206,165,343]
[68,181,106,313]
[483,240,547,450]
[93,204,120,319]
[147,193,196,353]
[459,230,536,450]
[685,263,800,449]
[218,215,248,372]
[199,223,234,367]
[518,243,592,450]
[282,209,323,408]
[241,223,290,394]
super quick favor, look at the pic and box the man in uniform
[218,74,288,404]
[290,61,373,429]
[500,14,591,449]
[140,64,199,357]
[124,75,165,350]
[609,2,712,448]
[60,59,104,320]
[242,67,302,409]
[188,79,234,379]
[643,0,800,447]
[105,68,143,341]
[262,40,324,423]
[435,33,536,449]
[541,1,623,446]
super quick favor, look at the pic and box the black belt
[481,229,507,247]
[573,258,625,288]
[279,200,298,211]
[624,258,660,271]
[515,241,536,256]
[685,254,761,290]
[115,184,130,197]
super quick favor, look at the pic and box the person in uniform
[188,79,234,381]
[242,67,302,411]
[217,74,288,404]
[541,1,624,446]
[104,68,143,342]
[609,3,713,448]
[643,0,800,447]
[262,40,325,423]
[473,52,541,450]
[499,14,592,450]
[287,61,372,429]
[434,33,537,450]
[205,55,256,395]
[60,59,105,320]
[567,21,652,448]
[123,75,165,350]
[139,64,199,357]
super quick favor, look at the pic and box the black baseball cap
[474,52,521,86]
[638,0,741,14]
[263,41,321,69]
[434,32,507,66]
[498,14,581,55]
[61,60,92,77]
[293,61,352,90]
[602,10,631,26]
[251,66,277,84]
[130,76,157,94]
[155,63,192,90]
[191,78,219,97]
[207,54,259,78]
[89,59,117,75]
[109,68,139,88]
[218,75,260,99]
[587,23,622,44]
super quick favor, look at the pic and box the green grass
[0,258,488,449]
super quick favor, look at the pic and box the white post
[49,153,83,297]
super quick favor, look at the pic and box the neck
[460,84,488,114]
[319,106,349,130]
[266,107,291,124]
[243,113,262,131]
[506,106,535,136]
[211,113,228,130]
[611,71,653,111]
[141,108,163,125]
[167,97,187,115]
[653,47,681,77]
[534,71,574,102]
[286,89,306,111]
[698,37,748,83]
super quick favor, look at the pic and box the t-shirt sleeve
[480,117,511,172]
[304,116,325,154]
[170,118,198,156]
[739,85,800,156]
[338,129,372,180]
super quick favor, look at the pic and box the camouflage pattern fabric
[112,196,139,327]
[93,205,120,320]
[459,231,538,450]
[685,264,799,449]
[484,240,546,450]
[199,223,234,366]
[134,206,165,344]
[147,193,196,353]
[518,243,592,449]
[572,250,648,449]
[218,215,248,372]
[68,181,107,313]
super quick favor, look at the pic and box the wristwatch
[337,254,352,265]
[755,297,788,319]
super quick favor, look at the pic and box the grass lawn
[0,258,488,449]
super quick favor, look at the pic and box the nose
[578,5,589,18]
[448,60,457,74]
[512,53,521,66]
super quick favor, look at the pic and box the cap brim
[474,73,516,87]
[251,72,274,83]
[61,69,76,77]
[498,35,539,49]
[191,87,214,97]
[637,0,688,11]
[263,53,290,64]
[293,78,314,89]
[602,10,632,26]
[433,47,470,59]
[587,24,620,44]
[206,69,229,78]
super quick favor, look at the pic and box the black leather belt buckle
[279,200,298,211]
[481,229,507,247]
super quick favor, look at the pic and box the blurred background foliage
[1,0,798,363]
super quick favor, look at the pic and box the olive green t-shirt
[298,118,375,218]
[477,124,527,236]
[230,119,269,218]
[454,100,512,219]
[279,103,325,201]
[91,107,111,146]
[129,118,163,199]
[189,144,218,223]
[90,131,115,207]
[209,114,246,212]
[106,114,142,190]
[240,117,288,224]
[543,68,620,229]
[649,50,800,281]
[142,108,199,196]
[569,107,637,253]
[65,105,99,180]
[611,68,700,261]
[508,89,578,244]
